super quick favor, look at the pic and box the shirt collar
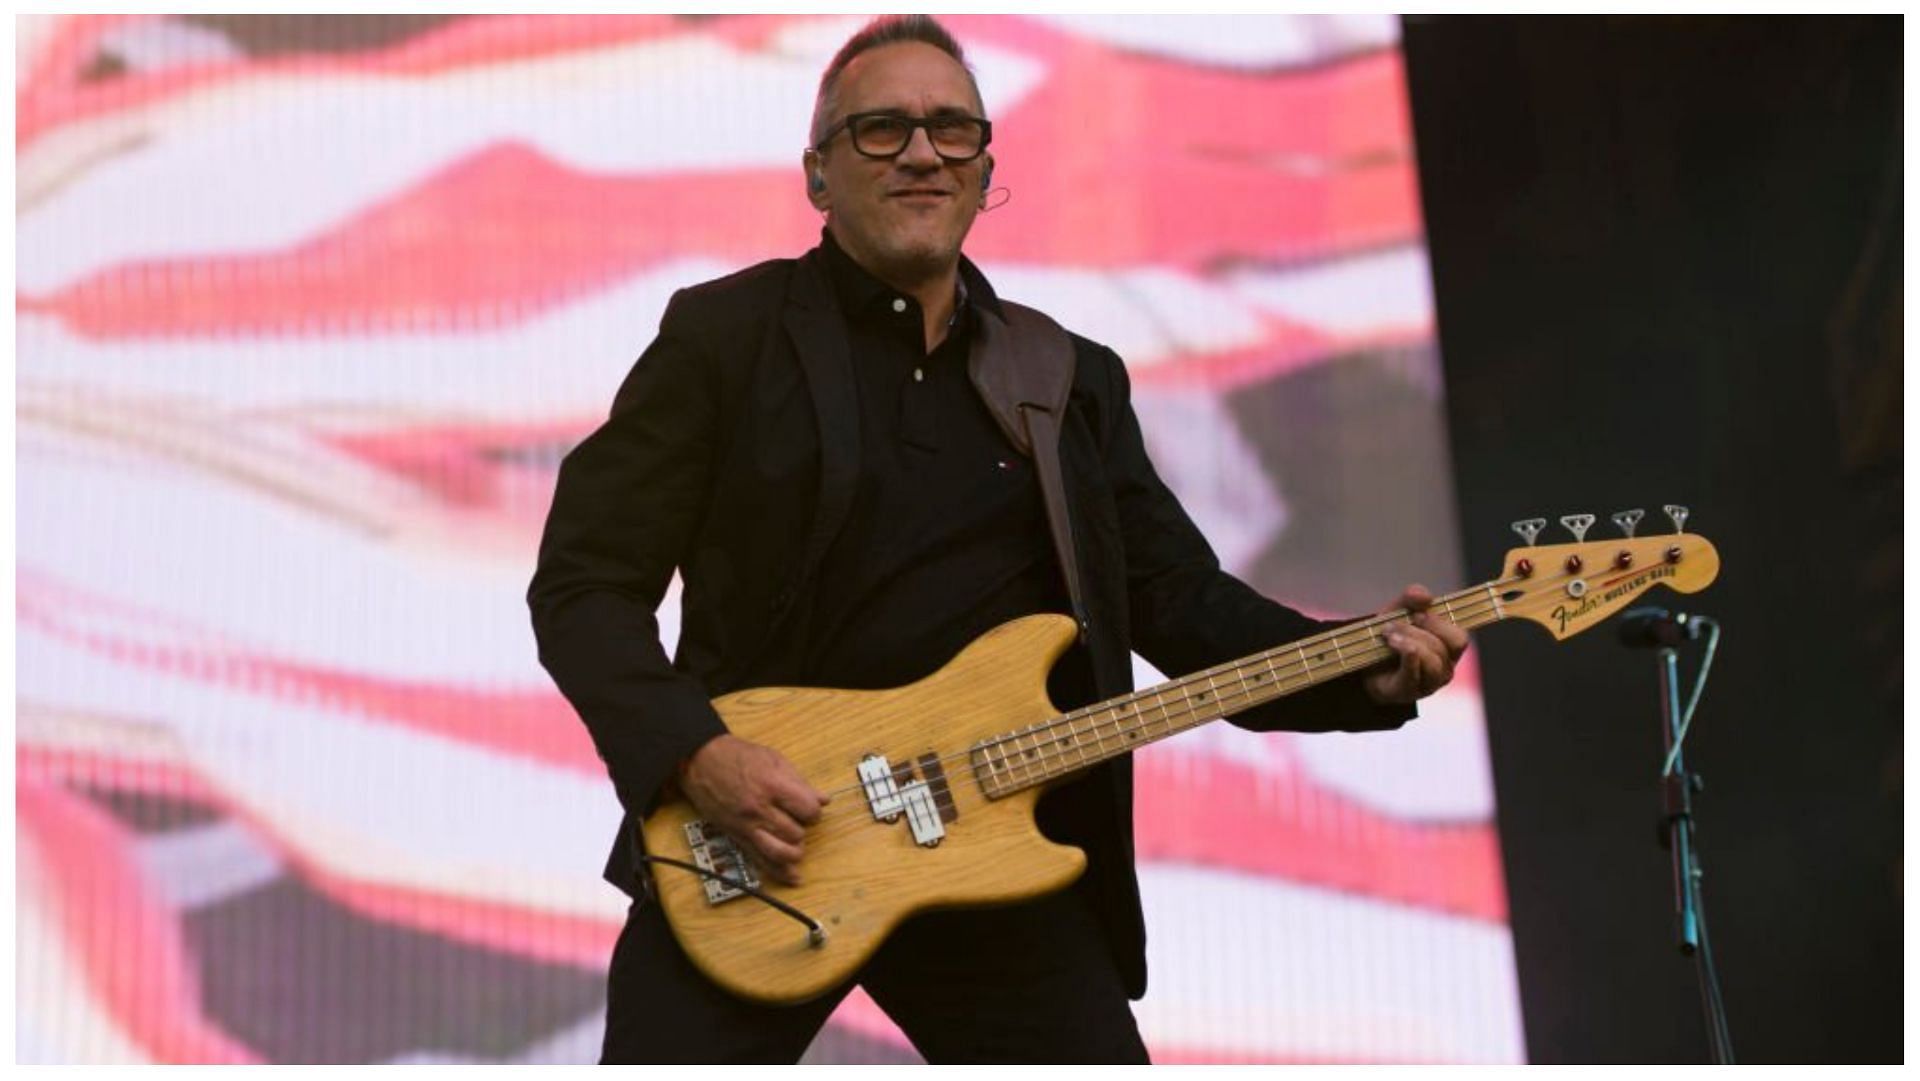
[817,228,1004,327]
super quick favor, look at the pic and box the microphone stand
[1654,624,1735,1063]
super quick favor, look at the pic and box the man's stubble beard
[839,213,975,291]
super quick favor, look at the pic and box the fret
[1223,670,1245,716]
[1179,681,1206,733]
[1295,642,1313,688]
[1239,665,1262,709]
[1156,686,1182,739]
[1251,649,1272,695]
[1163,684,1191,739]
[1485,581,1503,620]
[1075,707,1102,764]
[1328,632,1346,674]
[1037,718,1062,783]
[1108,704,1127,755]
[1061,711,1083,772]
[1200,670,1222,720]
[1154,684,1177,740]
[1087,708,1109,765]
[983,741,1013,798]
[1221,667,1250,713]
[1096,703,1124,758]
[1045,720,1067,783]
[1084,707,1108,756]
[1018,723,1040,787]
[1338,631,1360,673]
[1011,726,1034,787]
[1104,704,1132,754]
[1140,690,1171,746]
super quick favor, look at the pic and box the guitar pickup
[857,752,949,846]
[899,781,945,847]
[858,754,905,821]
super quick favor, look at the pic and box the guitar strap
[968,301,1089,643]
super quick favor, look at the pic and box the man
[529,14,1467,1064]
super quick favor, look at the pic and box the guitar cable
[637,853,828,948]
[1659,616,1722,778]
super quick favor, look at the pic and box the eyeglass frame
[811,111,994,164]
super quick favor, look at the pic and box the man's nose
[897,124,942,168]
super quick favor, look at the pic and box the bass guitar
[641,515,1720,1004]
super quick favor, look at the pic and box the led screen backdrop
[17,14,1523,1064]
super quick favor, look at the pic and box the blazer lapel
[781,249,861,587]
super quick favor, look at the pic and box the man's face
[807,42,990,286]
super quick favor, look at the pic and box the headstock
[1493,508,1720,641]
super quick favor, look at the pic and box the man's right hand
[677,734,830,887]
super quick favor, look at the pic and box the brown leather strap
[1021,404,1089,641]
[969,301,1088,641]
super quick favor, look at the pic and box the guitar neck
[971,581,1512,797]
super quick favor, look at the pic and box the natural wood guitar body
[640,613,1089,1005]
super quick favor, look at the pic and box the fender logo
[1550,564,1677,633]
[1550,595,1601,633]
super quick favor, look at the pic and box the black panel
[1234,343,1464,613]
[178,15,467,56]
[185,878,604,1063]
[1404,15,1900,1064]
[77,784,225,835]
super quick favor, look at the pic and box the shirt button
[913,368,924,382]
[891,298,907,313]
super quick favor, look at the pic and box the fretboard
[969,582,1510,798]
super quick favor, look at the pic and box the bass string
[806,578,1523,805]
[715,596,1508,864]
[986,551,1673,787]
[980,589,1512,772]
[985,599,1508,790]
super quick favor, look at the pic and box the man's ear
[802,149,829,212]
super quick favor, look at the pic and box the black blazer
[528,244,1412,998]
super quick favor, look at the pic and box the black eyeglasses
[814,112,992,163]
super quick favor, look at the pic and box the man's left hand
[1362,584,1470,705]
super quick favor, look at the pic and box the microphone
[1618,606,1700,649]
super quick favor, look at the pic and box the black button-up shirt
[803,233,1070,689]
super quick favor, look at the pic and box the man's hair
[809,14,982,148]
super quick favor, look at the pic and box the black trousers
[600,882,1150,1064]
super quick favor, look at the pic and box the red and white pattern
[17,14,1523,1063]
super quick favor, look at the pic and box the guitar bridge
[683,820,760,905]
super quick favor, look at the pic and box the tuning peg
[1612,508,1646,538]
[1663,504,1690,534]
[1560,513,1596,542]
[1511,518,1547,546]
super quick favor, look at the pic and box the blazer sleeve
[1095,346,1414,734]
[527,292,730,818]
